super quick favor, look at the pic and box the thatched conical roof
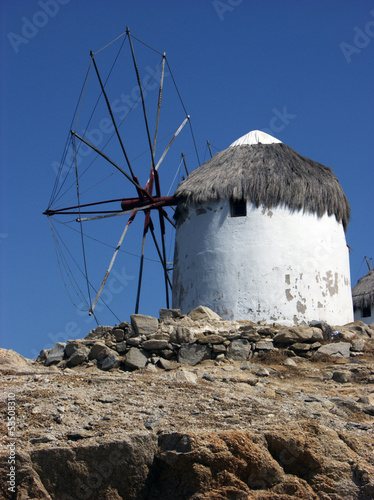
[174,131,350,230]
[352,268,374,310]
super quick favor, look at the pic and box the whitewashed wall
[353,307,374,325]
[172,199,353,325]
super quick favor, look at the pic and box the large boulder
[141,339,170,351]
[197,334,226,345]
[12,436,158,500]
[255,341,274,351]
[0,349,35,374]
[66,347,90,367]
[44,343,66,366]
[338,322,371,339]
[159,308,181,320]
[124,347,148,370]
[227,339,251,361]
[112,328,125,342]
[131,314,158,337]
[273,326,323,344]
[187,306,221,322]
[115,341,128,354]
[239,327,261,342]
[100,353,121,371]
[89,342,113,360]
[309,320,333,340]
[170,327,195,344]
[178,344,211,366]
[351,339,365,352]
[65,341,90,358]
[317,342,351,358]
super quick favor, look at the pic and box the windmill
[44,29,200,324]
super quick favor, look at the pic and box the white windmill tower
[172,130,353,326]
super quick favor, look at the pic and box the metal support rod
[89,214,135,315]
[77,210,139,222]
[365,256,373,271]
[207,140,213,158]
[135,213,150,314]
[47,210,125,216]
[127,27,157,175]
[90,51,138,183]
[73,136,96,322]
[162,211,177,229]
[181,152,189,176]
[154,166,162,198]
[140,114,189,201]
[155,116,190,171]
[44,197,125,214]
[77,199,176,222]
[121,195,175,211]
[152,54,166,156]
[71,131,153,202]
[149,224,172,289]
[45,195,175,217]
[135,237,146,314]
[157,209,170,308]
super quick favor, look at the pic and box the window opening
[362,305,371,318]
[230,199,247,217]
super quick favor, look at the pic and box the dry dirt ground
[1,349,374,499]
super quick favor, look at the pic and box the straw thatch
[352,269,374,311]
[174,143,350,230]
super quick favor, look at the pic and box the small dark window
[230,199,247,217]
[362,305,371,318]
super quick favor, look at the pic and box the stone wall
[38,306,374,372]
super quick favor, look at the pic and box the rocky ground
[0,309,374,499]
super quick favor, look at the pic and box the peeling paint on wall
[323,271,339,297]
[297,301,307,314]
[172,199,353,325]
[285,289,294,301]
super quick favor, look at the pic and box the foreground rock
[1,310,373,498]
[1,341,374,499]
[317,341,351,358]
[273,325,323,344]
[0,349,39,375]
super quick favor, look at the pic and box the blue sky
[1,0,373,358]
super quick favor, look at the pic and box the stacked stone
[39,306,374,371]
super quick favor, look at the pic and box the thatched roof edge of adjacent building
[352,268,374,310]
